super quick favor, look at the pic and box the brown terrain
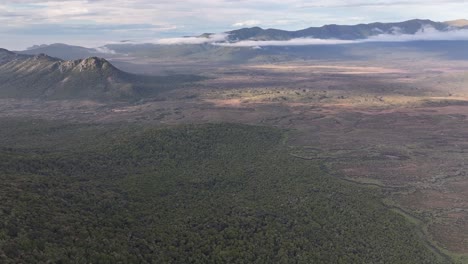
[1,57,468,261]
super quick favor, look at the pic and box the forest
[0,119,448,263]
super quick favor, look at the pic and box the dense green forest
[0,119,448,263]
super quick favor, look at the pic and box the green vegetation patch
[0,120,448,263]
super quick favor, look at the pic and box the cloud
[152,33,228,45]
[232,20,261,27]
[217,38,357,47]
[298,0,468,8]
[94,46,116,54]
[375,26,468,42]
[368,25,468,41]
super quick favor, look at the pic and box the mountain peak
[0,51,133,100]
[405,18,433,23]
[0,50,202,102]
[33,53,53,60]
[57,56,118,74]
[79,57,112,70]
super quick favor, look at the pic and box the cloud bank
[368,25,468,42]
[152,33,228,45]
[216,38,356,47]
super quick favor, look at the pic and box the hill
[0,50,202,101]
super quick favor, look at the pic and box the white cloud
[152,33,228,45]
[94,46,116,54]
[297,0,468,8]
[232,20,261,27]
[368,25,468,41]
[217,38,357,47]
[41,1,90,18]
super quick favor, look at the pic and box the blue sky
[1,0,468,50]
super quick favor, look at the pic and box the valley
[1,49,468,262]
[3,0,468,260]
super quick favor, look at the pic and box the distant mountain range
[17,19,468,55]
[224,19,465,42]
[12,19,468,65]
[0,49,202,101]
[19,43,113,60]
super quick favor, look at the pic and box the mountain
[0,49,202,101]
[226,19,450,41]
[18,43,113,60]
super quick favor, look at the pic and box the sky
[1,0,468,50]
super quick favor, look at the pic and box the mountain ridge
[18,43,112,61]
[225,19,459,41]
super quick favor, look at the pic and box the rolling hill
[0,49,202,101]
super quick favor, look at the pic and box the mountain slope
[0,50,202,101]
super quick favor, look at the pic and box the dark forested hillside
[0,119,448,263]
